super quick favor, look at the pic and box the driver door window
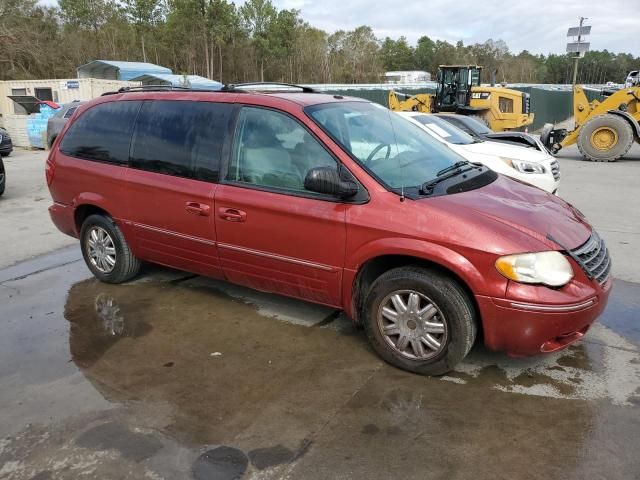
[227,107,337,192]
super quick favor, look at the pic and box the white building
[384,71,432,84]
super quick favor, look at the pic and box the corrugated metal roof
[131,74,223,90]
[77,60,172,81]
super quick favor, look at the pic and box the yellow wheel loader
[388,65,534,132]
[541,85,640,162]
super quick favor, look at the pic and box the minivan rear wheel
[363,266,476,375]
[80,214,141,283]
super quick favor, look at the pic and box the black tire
[363,266,476,376]
[0,152,9,157]
[80,214,141,283]
[577,114,634,162]
[0,159,5,196]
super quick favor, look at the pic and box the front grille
[550,160,560,180]
[570,231,611,284]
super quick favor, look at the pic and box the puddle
[61,276,376,447]
[599,279,640,344]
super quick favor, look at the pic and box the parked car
[0,156,5,197]
[399,112,560,193]
[434,113,551,153]
[46,86,611,375]
[47,101,84,148]
[0,127,12,157]
[0,127,12,196]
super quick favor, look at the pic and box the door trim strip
[217,242,336,272]
[133,222,216,246]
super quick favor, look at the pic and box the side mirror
[304,167,358,199]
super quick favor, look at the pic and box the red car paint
[46,90,611,357]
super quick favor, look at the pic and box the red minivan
[46,85,612,375]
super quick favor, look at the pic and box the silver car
[47,101,84,149]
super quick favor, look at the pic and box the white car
[398,112,561,194]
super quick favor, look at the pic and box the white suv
[399,112,560,194]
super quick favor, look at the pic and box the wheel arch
[606,109,640,139]
[346,241,484,332]
[74,203,112,234]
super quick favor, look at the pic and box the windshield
[410,115,476,145]
[457,116,492,135]
[305,102,469,190]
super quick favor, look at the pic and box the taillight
[45,158,55,186]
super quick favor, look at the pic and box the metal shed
[131,74,223,90]
[77,60,172,81]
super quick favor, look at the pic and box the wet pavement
[1,247,639,479]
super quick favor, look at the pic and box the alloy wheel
[86,226,117,274]
[377,290,448,360]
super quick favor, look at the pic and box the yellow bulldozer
[541,84,640,161]
[388,65,534,132]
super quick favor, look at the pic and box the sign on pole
[567,26,591,37]
[566,17,591,85]
[566,42,591,54]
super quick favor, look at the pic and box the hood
[424,174,591,252]
[460,140,552,163]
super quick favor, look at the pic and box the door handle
[185,202,211,216]
[218,207,247,222]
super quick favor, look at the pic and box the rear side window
[60,101,141,164]
[130,100,232,182]
[63,106,78,119]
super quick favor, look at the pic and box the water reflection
[58,275,640,479]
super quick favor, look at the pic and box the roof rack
[100,82,317,97]
[222,82,317,93]
[101,84,199,96]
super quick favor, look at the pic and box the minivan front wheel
[80,214,141,283]
[363,267,476,375]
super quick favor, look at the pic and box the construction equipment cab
[435,65,482,113]
[388,65,534,132]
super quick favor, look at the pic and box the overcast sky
[39,0,639,56]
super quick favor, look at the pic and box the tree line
[1,0,638,85]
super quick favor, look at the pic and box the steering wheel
[366,143,391,164]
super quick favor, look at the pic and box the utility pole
[572,17,585,86]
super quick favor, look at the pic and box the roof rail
[101,84,198,96]
[222,82,316,93]
[100,82,317,97]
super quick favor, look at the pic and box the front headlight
[495,251,573,287]
[500,157,546,174]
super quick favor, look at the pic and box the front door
[215,106,347,307]
[124,99,233,278]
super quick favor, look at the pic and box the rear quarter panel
[48,153,129,235]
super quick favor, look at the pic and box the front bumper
[476,275,612,356]
[0,139,12,154]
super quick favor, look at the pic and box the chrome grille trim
[550,160,560,181]
[570,231,611,284]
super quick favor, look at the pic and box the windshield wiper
[421,162,483,195]
[436,160,468,177]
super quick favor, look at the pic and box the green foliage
[380,37,414,71]
[1,0,638,86]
